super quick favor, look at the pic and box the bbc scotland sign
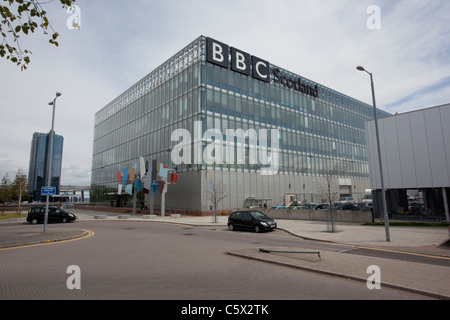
[206,37,319,98]
[207,37,270,83]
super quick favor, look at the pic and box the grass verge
[0,212,26,220]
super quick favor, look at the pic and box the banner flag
[158,181,165,194]
[122,167,128,186]
[135,179,143,192]
[125,184,133,195]
[152,181,158,194]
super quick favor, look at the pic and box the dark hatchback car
[27,206,77,224]
[228,210,277,233]
[335,203,357,210]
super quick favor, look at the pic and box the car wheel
[62,217,68,223]
[228,223,235,231]
[31,218,38,225]
[254,225,261,233]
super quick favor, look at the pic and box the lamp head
[49,92,61,105]
[356,66,365,71]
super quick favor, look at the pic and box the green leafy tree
[13,168,27,213]
[1,174,11,214]
[0,0,76,70]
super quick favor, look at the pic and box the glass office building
[28,132,64,201]
[91,36,390,213]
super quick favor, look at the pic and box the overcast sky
[1,0,449,186]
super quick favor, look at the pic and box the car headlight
[260,222,268,226]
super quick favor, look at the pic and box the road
[0,219,437,304]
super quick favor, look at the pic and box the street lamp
[356,66,390,242]
[44,92,61,234]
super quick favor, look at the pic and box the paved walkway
[1,209,449,299]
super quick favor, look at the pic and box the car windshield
[249,211,266,218]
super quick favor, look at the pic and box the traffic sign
[41,187,56,196]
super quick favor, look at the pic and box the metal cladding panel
[381,117,402,188]
[409,110,433,187]
[440,107,450,185]
[366,104,450,190]
[425,107,449,187]
[396,114,417,187]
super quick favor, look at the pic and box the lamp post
[44,92,61,234]
[356,66,390,242]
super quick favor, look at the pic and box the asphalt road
[0,220,435,303]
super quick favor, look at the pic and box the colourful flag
[135,179,143,192]
[125,184,133,195]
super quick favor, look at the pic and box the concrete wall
[250,208,373,223]
[150,169,371,214]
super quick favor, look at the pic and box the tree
[13,168,27,213]
[1,173,11,214]
[0,0,76,70]
[208,181,228,223]
[316,168,340,232]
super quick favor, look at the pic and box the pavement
[1,208,449,299]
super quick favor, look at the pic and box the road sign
[41,187,56,196]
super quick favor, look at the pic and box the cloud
[61,163,91,186]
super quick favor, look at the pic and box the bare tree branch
[208,181,228,223]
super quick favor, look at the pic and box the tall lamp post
[356,66,390,242]
[44,92,61,234]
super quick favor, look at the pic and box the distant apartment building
[28,132,64,201]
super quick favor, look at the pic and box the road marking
[0,229,95,251]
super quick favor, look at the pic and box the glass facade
[28,132,64,201]
[92,37,204,193]
[91,36,390,210]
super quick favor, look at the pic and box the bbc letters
[206,37,318,98]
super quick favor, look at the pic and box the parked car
[300,203,318,210]
[337,197,355,204]
[228,210,277,233]
[27,206,76,224]
[271,206,288,209]
[315,203,335,210]
[357,202,373,211]
[361,195,372,203]
[408,201,423,213]
[335,203,357,210]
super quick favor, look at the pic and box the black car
[27,206,77,224]
[335,203,357,210]
[228,210,277,233]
